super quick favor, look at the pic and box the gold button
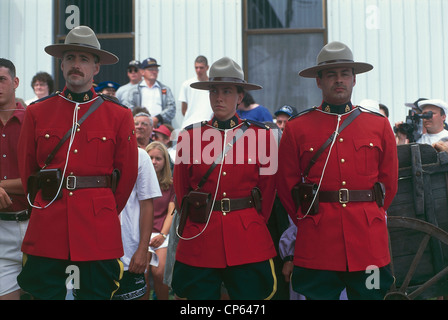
[341,159,345,163]
[222,172,227,176]
[223,212,226,216]
[339,138,344,143]
[222,192,227,197]
[45,134,50,139]
[102,137,106,141]
[69,192,73,196]
[342,181,347,186]
[248,158,252,163]
[74,149,78,154]
[77,128,80,132]
[309,148,314,152]
[369,142,374,147]
[342,203,347,208]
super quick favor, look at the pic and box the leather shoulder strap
[42,96,104,169]
[196,122,250,190]
[303,108,361,178]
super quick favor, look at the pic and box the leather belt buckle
[221,198,231,213]
[66,176,77,190]
[338,188,349,204]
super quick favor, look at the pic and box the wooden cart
[386,143,448,299]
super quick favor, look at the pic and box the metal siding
[0,0,53,103]
[327,0,447,124]
[135,0,242,128]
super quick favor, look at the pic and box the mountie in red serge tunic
[173,114,277,268]
[18,88,138,261]
[277,102,398,272]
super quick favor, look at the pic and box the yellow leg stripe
[110,259,124,299]
[265,258,277,300]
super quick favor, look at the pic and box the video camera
[394,110,433,143]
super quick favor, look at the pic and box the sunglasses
[128,68,139,73]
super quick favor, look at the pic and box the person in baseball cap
[274,105,297,131]
[417,99,448,145]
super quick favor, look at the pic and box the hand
[149,234,164,248]
[0,187,12,209]
[128,247,148,274]
[282,261,294,283]
[433,140,448,152]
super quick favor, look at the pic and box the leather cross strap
[196,122,250,190]
[303,108,361,178]
[42,96,104,169]
[319,188,376,204]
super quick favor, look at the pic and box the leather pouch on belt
[38,168,62,200]
[292,183,319,215]
[251,187,262,213]
[187,191,212,223]
[373,182,386,207]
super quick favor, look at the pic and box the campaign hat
[299,41,373,78]
[45,26,119,65]
[190,57,262,91]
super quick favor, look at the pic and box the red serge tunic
[173,115,277,268]
[276,106,398,272]
[18,88,138,261]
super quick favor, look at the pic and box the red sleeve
[113,108,138,213]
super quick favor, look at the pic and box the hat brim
[45,44,119,65]
[299,62,373,78]
[190,81,262,91]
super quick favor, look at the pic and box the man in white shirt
[178,56,213,129]
[417,99,448,145]
[114,148,161,300]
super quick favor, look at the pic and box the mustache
[68,69,84,77]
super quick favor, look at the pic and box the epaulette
[243,119,271,130]
[357,105,385,117]
[289,106,317,120]
[98,93,128,108]
[183,120,208,131]
[28,92,60,106]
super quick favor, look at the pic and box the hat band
[209,77,246,84]
[318,59,354,66]
[66,42,101,50]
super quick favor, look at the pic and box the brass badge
[84,94,89,101]
[345,105,350,112]
[230,120,236,128]
[324,106,330,112]
[213,121,218,128]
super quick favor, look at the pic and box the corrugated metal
[327,0,448,124]
[135,0,243,128]
[0,0,53,102]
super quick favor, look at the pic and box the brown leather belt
[212,196,254,213]
[0,209,30,222]
[319,188,375,204]
[63,175,112,191]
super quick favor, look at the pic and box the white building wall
[135,0,243,128]
[0,0,53,103]
[327,0,448,124]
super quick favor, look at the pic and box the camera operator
[416,99,448,145]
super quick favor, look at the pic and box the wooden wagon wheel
[385,216,448,300]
